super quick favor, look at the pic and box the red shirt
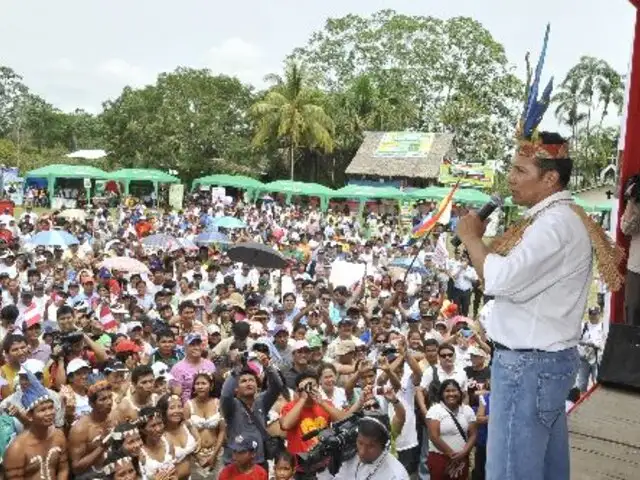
[218,464,268,480]
[280,400,332,454]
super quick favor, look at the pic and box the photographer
[622,175,640,325]
[220,349,283,471]
[280,371,364,458]
[332,416,409,480]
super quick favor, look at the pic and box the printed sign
[169,184,184,210]
[374,132,435,158]
[439,161,495,188]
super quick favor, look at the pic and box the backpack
[0,413,17,463]
[427,366,441,406]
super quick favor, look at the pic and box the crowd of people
[0,191,605,480]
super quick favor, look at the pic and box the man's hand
[456,212,488,243]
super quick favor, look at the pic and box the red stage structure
[612,0,640,323]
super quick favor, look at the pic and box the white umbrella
[99,257,150,274]
[58,209,87,222]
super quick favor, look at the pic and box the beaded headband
[102,456,133,475]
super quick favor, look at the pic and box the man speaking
[456,25,623,480]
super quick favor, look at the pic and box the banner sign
[439,161,495,188]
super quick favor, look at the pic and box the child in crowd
[218,435,268,480]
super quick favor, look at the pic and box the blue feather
[521,24,552,139]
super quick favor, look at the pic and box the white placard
[329,260,366,289]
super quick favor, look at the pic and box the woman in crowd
[184,372,225,480]
[137,406,177,480]
[426,379,478,480]
[157,394,199,480]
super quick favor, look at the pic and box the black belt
[493,341,542,353]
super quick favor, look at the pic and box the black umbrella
[227,242,288,269]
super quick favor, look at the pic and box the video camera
[624,174,640,202]
[297,413,362,476]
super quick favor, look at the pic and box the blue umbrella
[389,257,431,276]
[29,230,79,247]
[212,216,247,229]
[195,231,231,245]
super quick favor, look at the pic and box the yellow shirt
[0,363,52,396]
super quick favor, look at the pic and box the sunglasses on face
[439,353,454,359]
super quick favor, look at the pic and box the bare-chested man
[113,364,157,423]
[68,380,115,478]
[4,372,69,480]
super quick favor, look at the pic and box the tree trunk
[289,144,295,180]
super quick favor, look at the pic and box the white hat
[206,323,221,335]
[468,346,487,358]
[19,359,45,375]
[292,340,310,352]
[151,361,174,381]
[66,358,91,375]
[126,322,143,332]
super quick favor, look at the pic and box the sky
[1,0,635,131]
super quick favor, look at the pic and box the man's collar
[524,190,573,219]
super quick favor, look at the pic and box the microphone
[451,195,504,248]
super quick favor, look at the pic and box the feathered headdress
[516,24,568,160]
[20,370,51,412]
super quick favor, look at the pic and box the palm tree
[596,66,625,126]
[553,77,587,145]
[251,62,334,180]
[561,56,609,135]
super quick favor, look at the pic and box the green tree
[290,10,523,160]
[560,56,623,135]
[101,68,258,182]
[553,77,587,145]
[0,66,28,139]
[251,62,334,180]
[572,126,618,187]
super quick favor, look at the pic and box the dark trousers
[472,444,486,480]
[397,445,420,476]
[625,271,640,326]
[452,287,472,317]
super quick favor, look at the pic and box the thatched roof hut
[345,131,455,183]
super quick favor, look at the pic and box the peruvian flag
[99,304,117,331]
[23,303,42,328]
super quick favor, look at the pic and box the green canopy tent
[26,164,110,205]
[407,187,451,201]
[453,189,491,206]
[260,180,336,210]
[332,185,407,216]
[191,174,264,196]
[108,169,180,202]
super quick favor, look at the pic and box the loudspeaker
[598,323,640,390]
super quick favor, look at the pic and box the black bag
[598,323,640,390]
[427,366,441,406]
[240,401,284,460]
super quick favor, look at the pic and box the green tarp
[192,174,264,190]
[108,169,180,184]
[333,185,406,200]
[26,164,109,180]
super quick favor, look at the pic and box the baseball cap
[292,340,310,352]
[19,359,45,375]
[307,335,323,349]
[103,360,128,373]
[126,322,143,332]
[271,325,289,336]
[151,361,174,381]
[113,340,142,354]
[185,333,203,345]
[206,323,221,335]
[335,340,356,356]
[66,358,91,375]
[468,346,487,358]
[228,435,258,452]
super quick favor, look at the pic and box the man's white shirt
[483,191,592,351]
